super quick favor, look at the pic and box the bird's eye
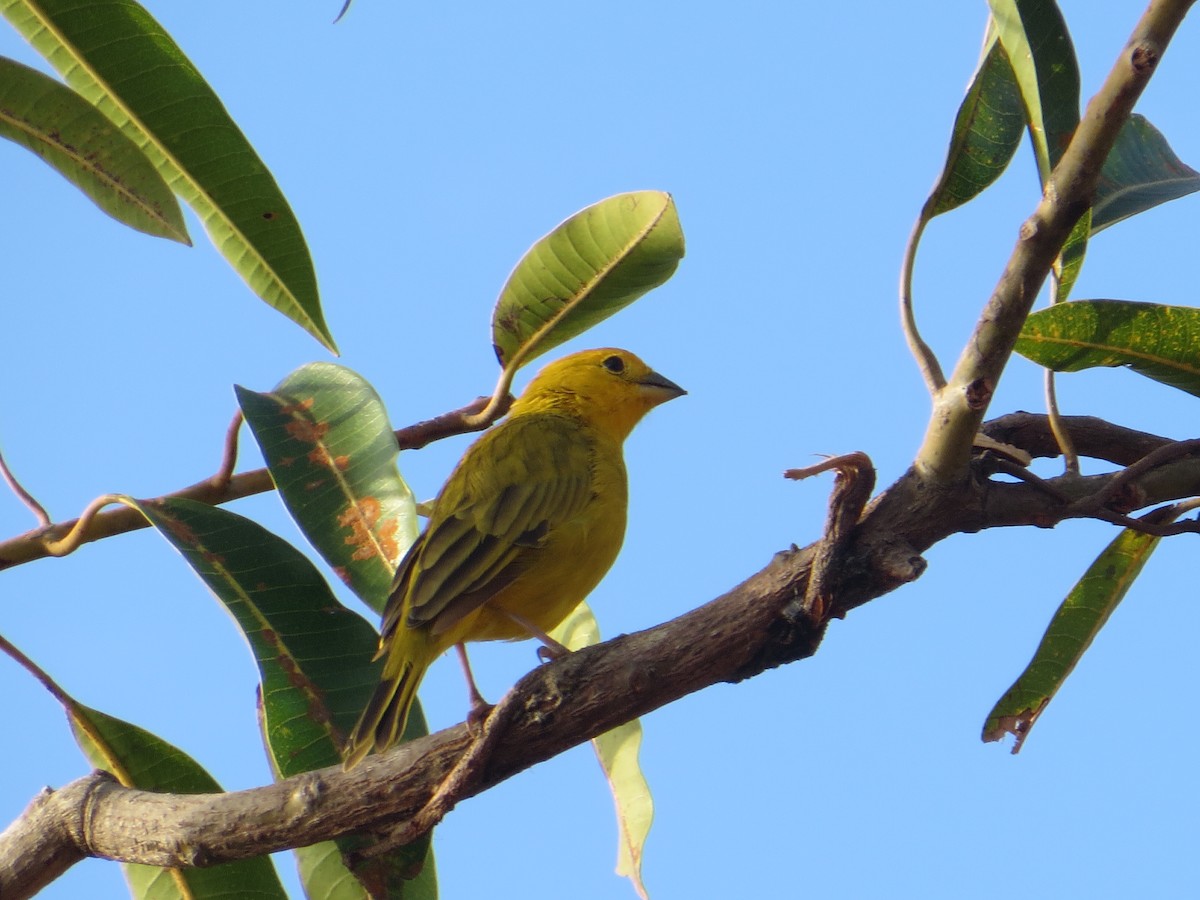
[602,355,626,374]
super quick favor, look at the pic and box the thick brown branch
[0,544,821,897]
[6,418,1200,896]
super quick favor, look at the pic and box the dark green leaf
[923,25,1025,219]
[133,497,434,897]
[982,525,1161,752]
[491,191,685,370]
[70,705,287,899]
[988,1,1086,297]
[1093,114,1200,234]
[1017,300,1200,397]
[2,0,335,351]
[237,363,418,614]
[0,55,186,241]
[987,0,1080,177]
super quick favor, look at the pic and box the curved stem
[0,446,51,527]
[1044,370,1080,474]
[899,214,946,393]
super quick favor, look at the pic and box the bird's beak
[638,370,687,405]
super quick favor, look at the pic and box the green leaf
[1052,208,1089,303]
[1092,114,1200,234]
[131,497,434,898]
[0,54,186,241]
[986,0,1079,179]
[982,525,1161,752]
[491,191,685,370]
[69,705,287,899]
[551,603,653,900]
[987,0,1085,299]
[922,24,1025,219]
[1017,299,1200,397]
[237,363,419,614]
[1,0,335,351]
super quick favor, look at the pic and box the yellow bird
[343,348,685,768]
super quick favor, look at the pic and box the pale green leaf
[492,191,684,371]
[552,603,654,899]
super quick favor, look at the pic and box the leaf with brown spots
[237,363,418,613]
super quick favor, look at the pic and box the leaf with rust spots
[280,397,315,414]
[285,417,329,444]
[156,511,199,545]
[237,364,417,611]
[306,446,336,468]
[338,497,402,564]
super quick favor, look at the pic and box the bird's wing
[380,415,594,640]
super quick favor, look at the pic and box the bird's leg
[455,643,492,730]
[498,609,571,661]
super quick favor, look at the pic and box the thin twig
[1090,506,1200,536]
[1077,438,1200,514]
[0,632,69,705]
[0,447,51,527]
[0,396,511,572]
[983,457,1074,504]
[210,411,244,491]
[1044,370,1080,474]
[41,495,134,558]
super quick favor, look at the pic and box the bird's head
[513,348,686,441]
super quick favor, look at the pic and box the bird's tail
[343,640,428,771]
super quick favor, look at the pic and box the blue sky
[3,2,1199,897]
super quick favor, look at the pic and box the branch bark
[3,2,1197,896]
[5,417,1200,897]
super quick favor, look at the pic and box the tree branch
[6,415,1200,897]
[0,395,507,572]
[5,4,1197,896]
[915,0,1194,482]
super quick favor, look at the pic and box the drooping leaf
[0,54,186,240]
[986,0,1079,178]
[987,0,1085,300]
[237,363,418,614]
[1017,300,1200,397]
[551,603,653,900]
[491,191,685,370]
[131,497,434,898]
[982,525,1161,752]
[0,0,335,351]
[922,24,1025,219]
[1092,114,1200,234]
[69,704,287,899]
